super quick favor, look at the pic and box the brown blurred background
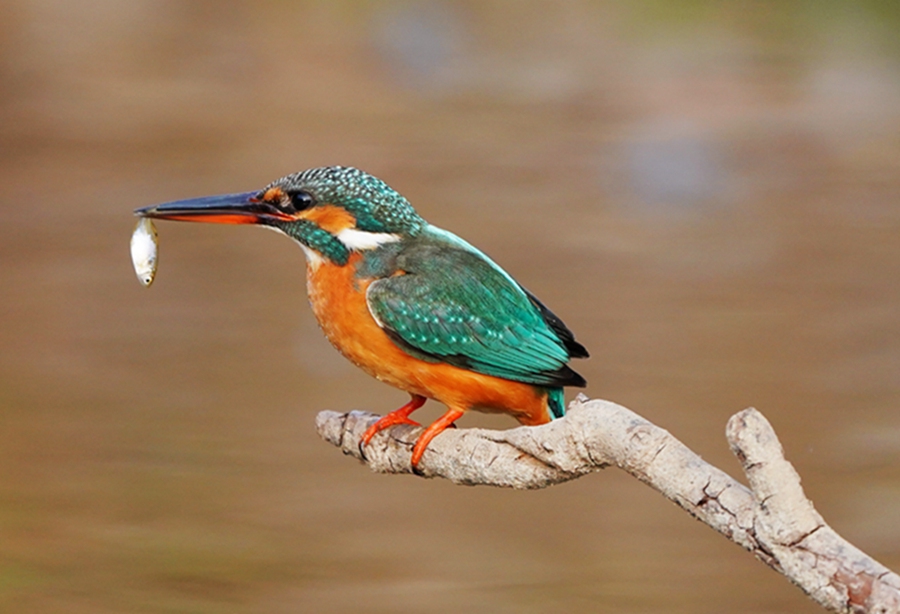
[1,1,899,612]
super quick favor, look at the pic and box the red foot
[360,395,427,447]
[410,408,465,469]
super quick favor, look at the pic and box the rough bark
[316,395,900,614]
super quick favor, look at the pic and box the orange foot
[410,408,465,472]
[360,394,427,451]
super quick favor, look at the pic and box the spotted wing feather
[366,243,585,388]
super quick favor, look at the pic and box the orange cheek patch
[300,204,356,234]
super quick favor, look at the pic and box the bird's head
[136,166,425,266]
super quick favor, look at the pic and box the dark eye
[288,191,315,211]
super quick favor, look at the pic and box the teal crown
[267,166,425,235]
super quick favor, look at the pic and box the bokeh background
[2,1,899,612]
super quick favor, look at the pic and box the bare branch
[316,395,900,614]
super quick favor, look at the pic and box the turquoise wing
[365,241,586,388]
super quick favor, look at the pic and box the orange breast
[306,254,551,425]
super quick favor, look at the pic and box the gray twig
[316,395,900,614]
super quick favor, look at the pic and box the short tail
[547,387,566,420]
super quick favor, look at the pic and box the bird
[136,166,588,469]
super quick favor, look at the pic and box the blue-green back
[362,225,587,393]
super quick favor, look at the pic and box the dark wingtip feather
[523,289,589,360]
[567,339,589,359]
[545,365,587,388]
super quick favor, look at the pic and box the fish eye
[287,190,315,212]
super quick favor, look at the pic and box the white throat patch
[262,225,398,271]
[335,228,401,250]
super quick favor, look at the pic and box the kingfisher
[136,167,588,469]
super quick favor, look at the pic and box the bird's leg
[410,408,465,470]
[360,394,427,447]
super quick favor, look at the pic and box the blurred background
[1,1,899,612]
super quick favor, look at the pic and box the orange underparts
[307,252,553,469]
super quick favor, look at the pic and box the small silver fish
[130,216,158,287]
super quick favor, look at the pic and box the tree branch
[316,395,900,614]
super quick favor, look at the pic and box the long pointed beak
[134,191,293,225]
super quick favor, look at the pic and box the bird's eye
[287,191,315,212]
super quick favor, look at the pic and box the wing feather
[365,238,586,387]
